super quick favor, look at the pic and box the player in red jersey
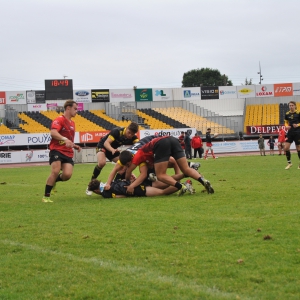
[42,100,81,203]
[138,136,214,195]
[277,126,286,155]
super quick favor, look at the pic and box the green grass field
[1,155,300,300]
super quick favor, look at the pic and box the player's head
[64,100,78,117]
[88,179,102,195]
[119,150,133,166]
[125,122,139,138]
[289,101,296,111]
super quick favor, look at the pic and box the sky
[1,0,300,91]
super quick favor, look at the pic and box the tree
[242,77,253,85]
[181,68,233,87]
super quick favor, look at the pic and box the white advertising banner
[109,89,135,103]
[26,91,36,103]
[181,87,201,100]
[0,149,50,164]
[293,82,300,96]
[255,84,274,97]
[0,132,80,147]
[237,85,256,98]
[6,91,27,104]
[140,128,197,139]
[219,86,237,99]
[73,90,92,103]
[27,103,47,111]
[152,88,173,101]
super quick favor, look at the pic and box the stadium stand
[0,124,20,134]
[137,108,187,129]
[154,107,235,134]
[18,112,49,133]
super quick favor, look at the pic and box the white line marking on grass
[1,239,253,300]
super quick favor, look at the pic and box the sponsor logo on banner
[140,128,195,139]
[238,88,253,94]
[246,125,285,135]
[0,152,12,158]
[183,90,200,98]
[25,150,34,162]
[201,86,219,100]
[111,92,133,98]
[220,90,235,95]
[91,90,109,102]
[80,131,109,143]
[9,93,25,102]
[75,90,89,97]
[256,86,273,97]
[274,83,293,97]
[0,91,5,104]
[27,134,51,144]
[0,135,16,145]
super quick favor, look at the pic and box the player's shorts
[96,147,120,161]
[49,150,74,166]
[286,130,300,145]
[133,184,147,197]
[270,145,274,150]
[153,136,185,163]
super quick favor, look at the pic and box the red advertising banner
[0,91,6,104]
[79,131,109,143]
[246,125,286,135]
[274,83,293,97]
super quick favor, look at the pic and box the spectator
[258,134,266,156]
[267,136,275,156]
[204,128,218,159]
[277,126,286,155]
[184,132,192,159]
[191,133,203,158]
[178,131,185,150]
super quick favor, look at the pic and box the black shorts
[286,130,300,145]
[270,145,274,150]
[153,136,185,163]
[96,147,120,161]
[49,150,74,166]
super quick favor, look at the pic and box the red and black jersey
[49,115,75,158]
[139,136,169,153]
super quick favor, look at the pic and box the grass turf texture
[1,155,300,300]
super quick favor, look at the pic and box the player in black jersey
[284,101,300,169]
[87,178,179,198]
[85,122,139,195]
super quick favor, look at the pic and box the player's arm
[103,136,119,154]
[50,128,74,148]
[126,164,148,194]
[125,163,137,181]
[105,162,124,189]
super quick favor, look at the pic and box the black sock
[92,165,102,180]
[44,185,52,197]
[56,173,63,182]
[286,150,291,162]
[175,182,182,190]
[297,151,300,160]
[198,177,205,186]
[188,162,191,167]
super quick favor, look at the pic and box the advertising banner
[35,91,46,103]
[182,88,201,100]
[139,128,196,139]
[0,149,50,164]
[246,125,285,135]
[152,88,173,101]
[26,91,36,103]
[293,82,300,96]
[201,86,219,100]
[73,90,92,103]
[255,84,274,97]
[79,131,109,143]
[109,89,135,102]
[274,83,293,97]
[91,89,109,102]
[237,85,255,98]
[134,89,153,102]
[0,132,80,147]
[0,91,6,105]
[219,86,237,99]
[6,91,27,104]
[28,103,47,111]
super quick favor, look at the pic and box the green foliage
[243,77,253,85]
[182,68,233,87]
[1,156,300,299]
